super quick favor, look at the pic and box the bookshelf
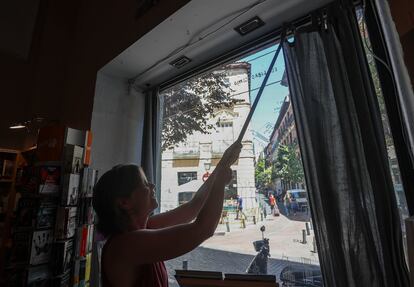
[0,126,97,286]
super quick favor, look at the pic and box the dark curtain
[141,88,161,185]
[282,3,409,287]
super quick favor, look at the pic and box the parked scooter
[246,225,270,275]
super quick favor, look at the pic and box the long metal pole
[237,31,286,143]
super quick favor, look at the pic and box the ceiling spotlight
[235,16,265,36]
[170,56,191,69]
[9,124,26,129]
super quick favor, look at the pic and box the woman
[92,142,242,287]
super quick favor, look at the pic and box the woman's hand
[219,141,243,168]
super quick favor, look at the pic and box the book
[38,165,61,194]
[61,174,80,206]
[30,229,54,265]
[36,199,57,229]
[36,126,87,162]
[63,145,84,174]
[86,225,94,253]
[53,269,71,287]
[83,131,92,166]
[79,167,97,198]
[73,258,81,287]
[77,197,94,225]
[54,239,74,274]
[55,207,77,239]
[79,257,87,285]
[85,252,92,281]
[27,264,52,286]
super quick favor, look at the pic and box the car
[286,189,308,212]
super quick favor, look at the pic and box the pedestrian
[93,142,242,287]
[284,193,291,216]
[269,194,276,216]
[235,194,243,220]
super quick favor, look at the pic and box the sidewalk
[204,212,319,265]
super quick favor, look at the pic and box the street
[166,199,321,286]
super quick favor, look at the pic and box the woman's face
[119,168,158,218]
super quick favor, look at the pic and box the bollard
[241,218,246,229]
[253,216,256,225]
[182,260,188,270]
[305,222,310,235]
[260,212,263,221]
[302,229,307,244]
[312,237,317,253]
[226,221,230,232]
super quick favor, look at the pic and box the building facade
[160,63,257,212]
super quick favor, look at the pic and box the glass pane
[160,43,322,286]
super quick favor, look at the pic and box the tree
[255,155,272,190]
[273,144,304,189]
[161,68,240,151]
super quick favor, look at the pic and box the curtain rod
[156,0,361,93]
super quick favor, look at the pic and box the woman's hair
[92,164,144,237]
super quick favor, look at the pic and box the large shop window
[159,41,322,286]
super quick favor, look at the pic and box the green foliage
[255,156,272,189]
[161,68,238,151]
[273,144,304,186]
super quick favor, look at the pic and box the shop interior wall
[0,0,190,150]
[90,72,145,174]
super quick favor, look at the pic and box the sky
[238,44,289,140]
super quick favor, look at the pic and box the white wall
[90,72,145,174]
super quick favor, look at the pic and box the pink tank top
[101,237,169,287]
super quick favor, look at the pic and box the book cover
[53,270,71,287]
[80,168,89,197]
[72,258,81,287]
[83,131,92,166]
[86,169,98,197]
[61,174,80,206]
[74,226,83,258]
[55,207,77,239]
[85,253,92,281]
[63,145,84,174]
[80,225,88,258]
[27,264,52,286]
[86,225,94,253]
[30,229,54,265]
[54,239,74,275]
[79,257,86,284]
[38,165,61,194]
[36,199,57,229]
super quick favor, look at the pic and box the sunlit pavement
[165,210,321,286]
[204,211,319,264]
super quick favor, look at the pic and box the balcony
[173,142,200,159]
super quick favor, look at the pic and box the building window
[177,171,197,186]
[178,192,196,205]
